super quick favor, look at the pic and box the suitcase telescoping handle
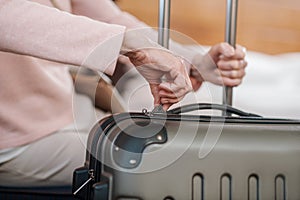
[223,0,238,107]
[167,103,261,117]
[150,0,170,113]
[158,0,171,48]
[157,0,240,115]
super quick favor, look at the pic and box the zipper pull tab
[73,169,94,195]
[142,105,166,117]
[151,104,165,114]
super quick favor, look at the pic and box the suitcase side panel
[97,116,300,200]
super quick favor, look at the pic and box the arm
[69,67,126,113]
[71,0,247,90]
[71,0,197,61]
[0,0,125,75]
[0,0,191,109]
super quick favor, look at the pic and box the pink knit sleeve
[0,0,126,75]
[70,0,198,64]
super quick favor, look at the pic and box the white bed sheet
[235,51,300,119]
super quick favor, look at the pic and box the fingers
[150,80,190,110]
[222,77,243,87]
[131,48,193,110]
[210,42,247,61]
[220,45,246,59]
[149,84,161,107]
[215,43,247,87]
[158,64,192,104]
[149,85,184,111]
[217,59,247,71]
[209,42,235,62]
[216,61,246,87]
[163,103,172,111]
[159,77,190,94]
[158,87,185,98]
[220,68,246,79]
[158,86,187,106]
[149,82,187,110]
[193,42,247,88]
[233,44,247,60]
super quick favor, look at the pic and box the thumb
[209,42,235,62]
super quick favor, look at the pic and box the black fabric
[0,186,76,200]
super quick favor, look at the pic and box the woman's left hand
[191,42,247,88]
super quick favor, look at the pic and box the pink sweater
[0,0,147,149]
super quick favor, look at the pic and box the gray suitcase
[73,104,300,200]
[72,0,300,199]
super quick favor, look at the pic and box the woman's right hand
[125,48,192,110]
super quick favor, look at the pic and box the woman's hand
[125,48,192,110]
[191,42,247,87]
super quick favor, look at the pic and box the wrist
[121,30,162,54]
[191,54,207,82]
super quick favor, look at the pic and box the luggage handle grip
[167,103,261,117]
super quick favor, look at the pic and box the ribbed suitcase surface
[73,105,300,200]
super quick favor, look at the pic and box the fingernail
[162,99,168,104]
[240,59,247,67]
[159,89,167,94]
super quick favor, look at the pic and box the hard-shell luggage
[72,0,300,199]
[73,104,300,200]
